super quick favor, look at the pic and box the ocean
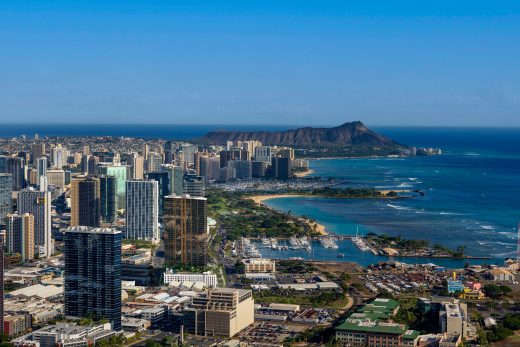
[2,123,518,267]
[263,127,520,267]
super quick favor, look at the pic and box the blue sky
[1,1,519,126]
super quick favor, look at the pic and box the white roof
[10,284,63,299]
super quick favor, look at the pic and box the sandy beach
[293,169,315,177]
[248,194,328,235]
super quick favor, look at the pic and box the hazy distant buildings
[164,195,208,267]
[71,176,101,228]
[125,180,159,242]
[146,153,163,174]
[0,174,12,221]
[31,143,46,164]
[5,213,34,262]
[64,227,122,331]
[17,188,52,257]
[230,160,252,179]
[51,144,67,168]
[254,146,272,163]
[252,161,268,178]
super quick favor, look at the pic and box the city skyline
[1,1,520,126]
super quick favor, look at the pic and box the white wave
[498,231,517,239]
[397,183,414,188]
[386,204,412,211]
[464,152,480,156]
[408,178,418,181]
[492,251,516,257]
[480,225,495,230]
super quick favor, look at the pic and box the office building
[146,153,163,173]
[164,195,208,267]
[51,144,67,168]
[5,213,34,262]
[0,156,26,190]
[17,188,52,257]
[70,176,101,227]
[45,169,65,188]
[440,302,468,338]
[271,157,291,180]
[125,180,159,242]
[31,143,46,164]
[160,164,184,196]
[97,164,127,209]
[254,146,272,163]
[252,161,268,178]
[163,141,175,164]
[64,227,122,331]
[219,166,236,182]
[99,175,117,224]
[183,288,254,337]
[88,155,99,175]
[183,175,204,197]
[147,171,169,215]
[37,157,47,188]
[163,269,218,287]
[230,160,252,179]
[199,157,220,180]
[0,174,12,221]
[132,155,145,179]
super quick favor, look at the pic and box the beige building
[439,302,468,338]
[5,213,34,262]
[46,169,65,188]
[243,258,276,273]
[184,288,254,337]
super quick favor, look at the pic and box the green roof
[402,329,421,340]
[350,311,389,321]
[366,298,400,310]
[335,320,407,335]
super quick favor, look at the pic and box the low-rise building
[121,317,151,332]
[12,322,116,347]
[183,288,254,338]
[163,270,218,287]
[487,268,515,282]
[243,258,276,273]
[3,315,31,337]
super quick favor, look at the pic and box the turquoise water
[263,128,520,267]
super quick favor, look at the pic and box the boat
[337,253,345,258]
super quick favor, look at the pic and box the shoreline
[293,169,314,177]
[248,194,328,236]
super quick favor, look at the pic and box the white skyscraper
[17,188,52,257]
[125,180,159,242]
[51,144,67,168]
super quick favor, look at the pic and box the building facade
[64,227,122,331]
[71,176,101,227]
[17,188,52,257]
[0,173,12,222]
[125,180,159,242]
[164,195,208,267]
[5,213,34,262]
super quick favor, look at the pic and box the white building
[163,270,217,287]
[46,169,65,188]
[125,180,159,242]
[254,146,272,163]
[17,188,52,257]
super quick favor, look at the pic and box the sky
[1,1,519,127]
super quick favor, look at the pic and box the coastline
[293,169,314,177]
[248,194,328,236]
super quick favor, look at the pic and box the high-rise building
[147,171,169,215]
[88,156,99,175]
[125,180,159,242]
[160,165,184,196]
[128,155,144,179]
[71,176,101,228]
[252,161,268,178]
[51,144,67,168]
[0,174,12,222]
[100,175,117,224]
[31,143,46,164]
[199,157,220,180]
[82,145,90,156]
[183,175,204,197]
[254,146,272,163]
[0,156,26,190]
[17,188,52,257]
[143,144,149,160]
[46,169,65,188]
[37,157,47,188]
[164,195,208,267]
[5,213,34,262]
[146,153,163,173]
[64,227,122,331]
[230,160,252,179]
[271,157,291,180]
[97,164,127,210]
[163,141,175,164]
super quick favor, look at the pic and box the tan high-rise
[71,176,101,227]
[164,195,208,267]
[5,213,34,261]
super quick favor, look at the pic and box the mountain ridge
[199,121,400,147]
